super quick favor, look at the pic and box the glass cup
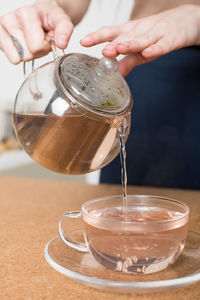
[59,195,189,274]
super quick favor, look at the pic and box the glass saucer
[44,231,200,293]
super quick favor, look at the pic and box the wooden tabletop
[0,176,200,300]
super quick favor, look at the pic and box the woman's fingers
[118,54,146,77]
[0,4,74,64]
[0,25,20,64]
[81,25,121,47]
[118,53,156,77]
[15,6,50,57]
[81,21,163,59]
[0,7,49,63]
[102,42,119,57]
[38,2,74,49]
[80,4,200,73]
[1,13,35,61]
[115,32,161,55]
[101,33,161,59]
[142,36,179,57]
[53,14,73,49]
[107,34,179,76]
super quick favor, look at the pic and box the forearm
[35,0,90,24]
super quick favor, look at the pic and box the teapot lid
[55,53,132,116]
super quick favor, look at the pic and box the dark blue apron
[100,46,200,189]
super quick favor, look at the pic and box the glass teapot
[13,50,132,175]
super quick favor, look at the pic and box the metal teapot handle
[23,34,65,77]
[45,34,63,60]
[23,60,35,77]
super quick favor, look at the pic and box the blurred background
[0,0,133,183]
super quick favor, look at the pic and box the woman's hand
[0,0,73,64]
[81,5,200,76]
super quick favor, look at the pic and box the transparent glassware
[58,195,189,274]
[44,195,200,292]
[13,52,132,174]
[44,231,200,292]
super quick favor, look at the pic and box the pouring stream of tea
[117,123,128,221]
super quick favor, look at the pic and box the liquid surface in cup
[13,113,120,174]
[83,206,188,274]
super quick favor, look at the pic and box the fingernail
[143,47,152,54]
[104,44,114,51]
[117,42,130,48]
[105,44,113,48]
[58,34,68,47]
[81,36,91,44]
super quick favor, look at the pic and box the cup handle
[58,211,88,253]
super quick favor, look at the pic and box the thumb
[41,6,73,49]
[53,13,73,49]
[118,53,155,77]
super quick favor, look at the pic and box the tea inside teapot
[13,53,132,175]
